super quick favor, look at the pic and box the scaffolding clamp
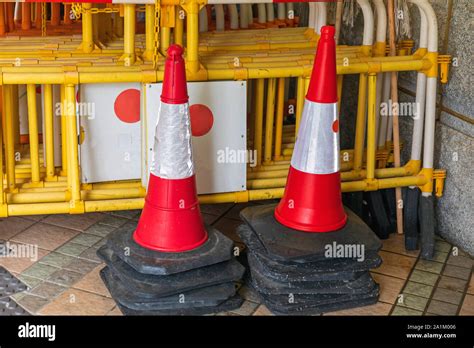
[433,169,447,197]
[438,55,452,84]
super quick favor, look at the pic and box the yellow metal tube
[123,4,136,65]
[26,84,41,184]
[274,78,285,160]
[295,76,305,136]
[60,85,68,177]
[253,79,265,167]
[143,4,155,61]
[65,84,83,211]
[3,86,16,192]
[81,3,94,54]
[185,1,199,73]
[264,78,276,164]
[160,27,171,56]
[43,84,56,181]
[12,85,20,148]
[366,74,377,180]
[353,73,368,171]
[174,6,184,46]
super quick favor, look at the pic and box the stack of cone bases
[99,45,244,315]
[237,26,383,315]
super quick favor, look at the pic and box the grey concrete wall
[332,0,473,255]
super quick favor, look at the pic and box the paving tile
[16,294,49,314]
[403,281,434,299]
[371,273,405,304]
[467,275,474,295]
[398,293,429,312]
[73,265,110,298]
[200,203,233,216]
[216,311,240,316]
[381,234,419,258]
[107,210,141,220]
[69,233,102,247]
[252,304,274,316]
[459,294,474,316]
[39,252,75,268]
[431,250,449,263]
[212,217,243,243]
[325,302,392,316]
[443,264,472,280]
[224,203,258,221]
[373,251,417,279]
[230,300,259,315]
[446,255,473,269]
[22,215,48,222]
[434,240,452,253]
[409,270,439,286]
[391,306,423,316]
[22,263,60,280]
[11,292,27,302]
[16,274,43,289]
[29,281,67,300]
[64,258,99,274]
[84,223,116,238]
[202,213,220,225]
[78,245,102,263]
[55,242,89,257]
[11,223,79,251]
[414,259,444,274]
[107,306,123,316]
[0,243,49,274]
[97,215,129,228]
[46,269,84,287]
[38,289,116,315]
[432,287,464,305]
[42,213,104,231]
[238,284,261,303]
[437,276,467,293]
[426,300,459,316]
[0,217,36,240]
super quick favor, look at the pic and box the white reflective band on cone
[291,101,340,174]
[151,102,194,179]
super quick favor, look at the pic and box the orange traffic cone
[275,26,347,233]
[133,45,208,252]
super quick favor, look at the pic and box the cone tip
[167,44,184,59]
[320,25,335,38]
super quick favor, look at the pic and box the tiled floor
[0,202,473,316]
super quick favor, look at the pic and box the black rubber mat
[0,267,28,299]
[0,297,30,316]
[117,294,244,316]
[98,246,244,298]
[240,204,382,263]
[101,267,237,311]
[107,222,234,275]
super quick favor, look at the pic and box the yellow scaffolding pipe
[81,3,94,54]
[43,84,56,181]
[174,6,184,47]
[26,84,41,184]
[60,85,68,177]
[264,78,276,164]
[123,4,136,65]
[295,76,305,136]
[353,73,368,171]
[3,85,16,192]
[273,77,285,161]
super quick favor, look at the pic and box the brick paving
[0,202,472,316]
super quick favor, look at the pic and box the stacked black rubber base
[237,204,383,315]
[98,221,245,315]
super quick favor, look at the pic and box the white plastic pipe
[257,3,266,24]
[309,3,316,30]
[277,3,285,21]
[356,0,374,46]
[215,4,225,31]
[410,6,428,161]
[378,72,392,146]
[315,2,327,34]
[248,3,254,24]
[240,4,250,28]
[266,3,274,22]
[373,0,387,147]
[199,7,208,32]
[229,4,239,29]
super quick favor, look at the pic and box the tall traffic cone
[133,45,207,252]
[275,25,347,233]
[99,45,244,315]
[237,26,382,315]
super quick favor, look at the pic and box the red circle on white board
[114,89,141,123]
[190,104,214,137]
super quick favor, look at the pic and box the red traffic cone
[275,26,347,233]
[133,45,208,252]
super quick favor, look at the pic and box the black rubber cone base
[404,187,420,251]
[100,267,237,311]
[247,250,381,283]
[239,204,382,263]
[98,245,245,298]
[250,262,377,296]
[107,221,234,275]
[116,295,243,316]
[262,286,379,315]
